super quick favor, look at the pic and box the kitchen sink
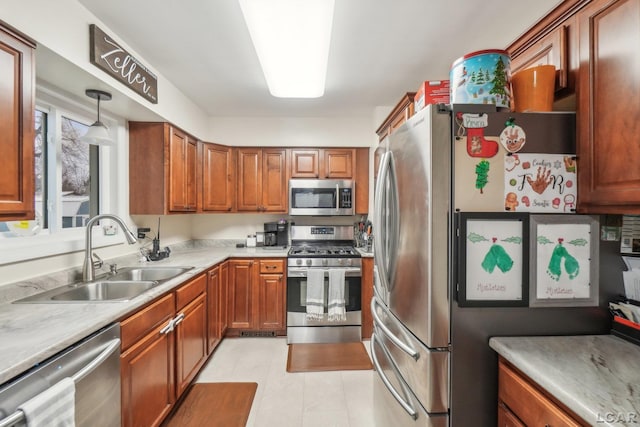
[109,266,194,282]
[13,266,195,303]
[50,280,159,302]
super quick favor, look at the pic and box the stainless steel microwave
[289,179,354,216]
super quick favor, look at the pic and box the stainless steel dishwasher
[0,323,121,427]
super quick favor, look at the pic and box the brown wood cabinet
[200,142,235,212]
[227,258,286,334]
[120,293,176,427]
[0,23,35,221]
[129,122,198,214]
[236,148,287,212]
[498,357,587,426]
[206,262,229,353]
[361,257,374,339]
[174,274,207,397]
[375,93,416,142]
[507,0,640,212]
[510,24,569,92]
[576,0,640,212]
[290,148,355,179]
[120,273,208,427]
[256,259,286,331]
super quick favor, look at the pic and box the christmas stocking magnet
[466,126,499,158]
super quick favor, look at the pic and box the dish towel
[306,269,325,321]
[18,377,75,427]
[328,269,347,322]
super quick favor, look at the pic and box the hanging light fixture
[80,89,113,146]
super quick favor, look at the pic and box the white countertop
[489,335,640,426]
[0,242,289,385]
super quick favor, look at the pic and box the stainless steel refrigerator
[371,104,613,427]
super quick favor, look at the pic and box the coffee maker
[264,221,289,247]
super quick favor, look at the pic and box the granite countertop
[490,335,640,426]
[0,241,289,385]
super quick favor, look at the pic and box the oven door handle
[287,267,362,278]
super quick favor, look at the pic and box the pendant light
[80,89,113,146]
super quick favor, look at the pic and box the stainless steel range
[287,225,362,344]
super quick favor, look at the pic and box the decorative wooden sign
[89,24,158,104]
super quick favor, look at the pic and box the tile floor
[196,337,375,427]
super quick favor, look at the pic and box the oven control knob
[296,259,302,266]
[322,259,328,266]
[346,259,352,266]
[337,259,344,265]
[306,259,312,266]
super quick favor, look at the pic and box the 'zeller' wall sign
[89,24,158,104]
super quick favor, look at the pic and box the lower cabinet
[206,261,229,353]
[120,273,208,427]
[227,258,286,335]
[498,357,586,427]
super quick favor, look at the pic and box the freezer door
[372,295,449,414]
[376,105,451,349]
[371,332,448,427]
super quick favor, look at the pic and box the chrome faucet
[82,214,138,281]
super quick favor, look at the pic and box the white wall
[0,3,388,287]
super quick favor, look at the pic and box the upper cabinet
[290,148,355,179]
[129,122,198,214]
[507,0,640,213]
[576,0,640,212]
[510,25,569,92]
[0,23,35,221]
[375,92,416,142]
[200,142,235,212]
[237,148,287,213]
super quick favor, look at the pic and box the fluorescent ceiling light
[239,0,335,98]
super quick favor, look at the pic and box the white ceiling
[76,0,563,118]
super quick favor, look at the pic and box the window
[0,90,113,243]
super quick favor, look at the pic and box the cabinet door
[498,402,526,427]
[219,261,229,337]
[510,25,568,91]
[228,259,254,329]
[121,309,175,427]
[207,266,221,354]
[0,26,35,220]
[322,149,354,179]
[257,273,285,330]
[168,127,197,212]
[577,0,640,212]
[236,148,262,212]
[202,143,234,212]
[290,149,320,178]
[261,148,287,212]
[175,292,207,398]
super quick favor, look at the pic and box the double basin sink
[15,266,194,303]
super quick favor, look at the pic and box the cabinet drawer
[121,293,175,351]
[176,273,206,311]
[259,259,284,274]
[498,360,583,427]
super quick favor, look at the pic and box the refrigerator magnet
[457,212,530,307]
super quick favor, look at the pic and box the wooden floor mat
[164,382,257,427]
[286,342,373,373]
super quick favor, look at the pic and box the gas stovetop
[288,245,360,258]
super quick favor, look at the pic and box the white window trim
[0,85,134,266]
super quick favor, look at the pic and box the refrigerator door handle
[371,333,418,420]
[371,296,419,360]
[374,151,392,293]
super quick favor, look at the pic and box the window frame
[0,85,129,265]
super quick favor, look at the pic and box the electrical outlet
[137,227,151,239]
